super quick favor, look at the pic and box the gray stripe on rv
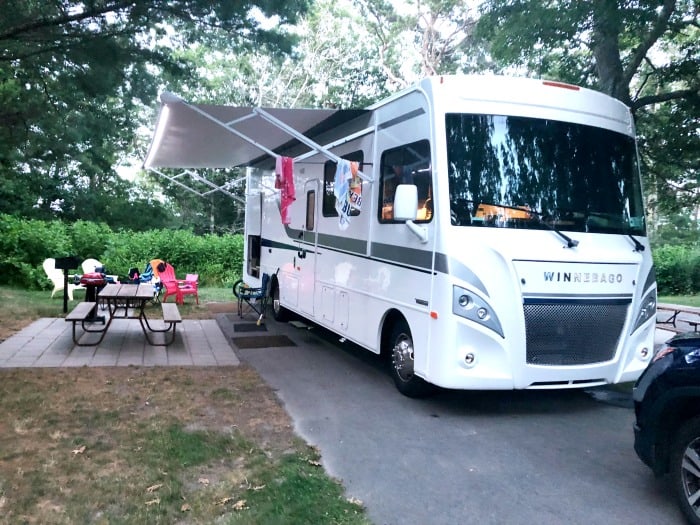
[282,225,490,296]
[377,108,426,130]
[318,233,367,254]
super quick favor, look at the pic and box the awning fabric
[143,92,369,169]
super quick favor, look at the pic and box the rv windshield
[446,113,646,236]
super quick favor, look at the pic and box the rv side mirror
[393,184,418,221]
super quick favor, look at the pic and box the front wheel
[387,319,434,398]
[670,416,700,525]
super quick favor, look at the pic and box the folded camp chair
[134,262,161,301]
[233,273,270,324]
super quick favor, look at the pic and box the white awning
[143,92,370,170]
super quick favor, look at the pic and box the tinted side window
[323,151,364,217]
[379,140,433,223]
[306,190,315,230]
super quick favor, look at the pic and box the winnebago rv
[144,75,657,397]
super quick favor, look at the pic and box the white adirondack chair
[43,258,81,301]
[81,258,119,283]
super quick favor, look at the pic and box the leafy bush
[652,244,700,296]
[0,215,72,288]
[6,213,700,296]
[68,220,113,260]
[0,214,244,290]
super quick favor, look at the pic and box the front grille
[524,300,629,366]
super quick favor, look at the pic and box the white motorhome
[145,75,657,396]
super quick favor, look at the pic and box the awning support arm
[293,126,376,163]
[150,168,205,197]
[202,175,245,196]
[254,108,374,182]
[150,168,245,204]
[183,103,279,159]
[188,171,245,203]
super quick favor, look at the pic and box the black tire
[386,318,435,398]
[670,416,700,525]
[232,279,245,299]
[270,280,289,322]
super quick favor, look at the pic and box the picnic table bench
[140,302,182,346]
[65,302,108,345]
[656,303,700,333]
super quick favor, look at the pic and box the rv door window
[306,190,316,231]
[247,235,261,278]
[379,140,433,223]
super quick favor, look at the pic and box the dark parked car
[633,333,700,524]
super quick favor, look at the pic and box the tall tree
[146,0,393,232]
[354,0,482,88]
[0,0,309,227]
[475,0,700,218]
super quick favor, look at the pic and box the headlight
[685,349,700,365]
[632,289,657,333]
[452,286,504,338]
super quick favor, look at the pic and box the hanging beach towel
[275,156,296,224]
[334,159,361,230]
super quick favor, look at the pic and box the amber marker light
[430,311,438,319]
[542,80,580,91]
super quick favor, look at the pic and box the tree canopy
[0,0,697,232]
[0,0,308,230]
[475,0,700,218]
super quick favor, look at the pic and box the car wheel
[271,281,289,322]
[387,319,434,398]
[671,416,700,525]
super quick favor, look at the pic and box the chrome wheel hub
[392,333,414,382]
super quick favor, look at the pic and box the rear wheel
[387,319,434,398]
[670,416,700,525]
[271,280,290,322]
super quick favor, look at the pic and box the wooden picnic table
[66,283,181,346]
[656,302,700,333]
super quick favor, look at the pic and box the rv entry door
[297,180,319,315]
[244,168,263,278]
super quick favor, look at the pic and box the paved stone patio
[0,317,240,368]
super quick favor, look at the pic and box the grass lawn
[0,286,370,525]
[658,295,700,307]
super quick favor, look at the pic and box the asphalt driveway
[218,314,683,525]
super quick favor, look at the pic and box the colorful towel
[334,160,360,230]
[275,156,296,224]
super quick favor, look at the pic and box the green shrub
[0,215,72,288]
[9,213,700,297]
[652,244,700,296]
[0,214,244,290]
[68,221,112,260]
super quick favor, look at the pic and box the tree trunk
[590,0,631,105]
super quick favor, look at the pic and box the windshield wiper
[628,235,645,252]
[477,202,579,249]
[553,228,579,248]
